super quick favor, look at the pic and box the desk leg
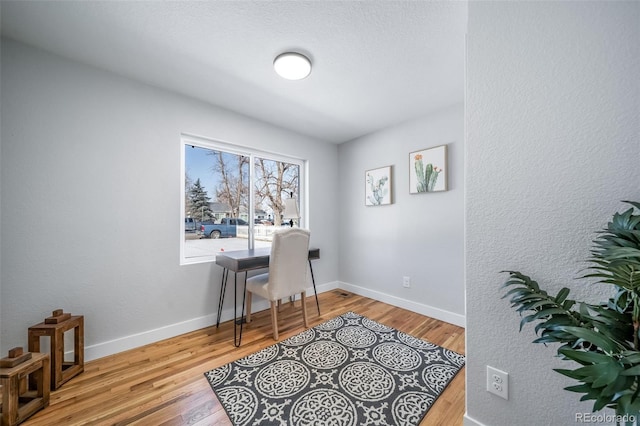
[309,260,320,315]
[216,268,229,328]
[234,271,248,347]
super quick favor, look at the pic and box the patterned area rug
[204,311,465,426]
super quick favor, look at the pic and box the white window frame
[180,133,306,265]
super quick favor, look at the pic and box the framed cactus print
[365,166,392,206]
[410,145,448,193]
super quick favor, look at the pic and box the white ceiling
[0,1,467,144]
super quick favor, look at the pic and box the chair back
[267,228,311,300]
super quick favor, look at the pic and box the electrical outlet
[487,366,508,400]
[402,276,411,288]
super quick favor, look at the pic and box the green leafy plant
[502,201,640,423]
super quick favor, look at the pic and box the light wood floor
[20,290,465,425]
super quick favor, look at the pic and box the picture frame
[409,144,448,193]
[365,165,392,206]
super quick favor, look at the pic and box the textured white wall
[466,2,639,425]
[337,104,465,325]
[0,40,339,358]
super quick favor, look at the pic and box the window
[180,135,305,264]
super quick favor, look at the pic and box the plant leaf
[554,327,619,353]
[620,365,640,376]
[555,287,571,304]
[558,348,612,364]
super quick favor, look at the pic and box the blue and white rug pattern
[205,311,465,426]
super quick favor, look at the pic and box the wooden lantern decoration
[28,310,84,390]
[0,347,50,426]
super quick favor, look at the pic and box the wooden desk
[215,248,320,346]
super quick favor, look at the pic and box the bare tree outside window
[210,151,249,219]
[255,158,299,226]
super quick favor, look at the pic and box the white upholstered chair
[245,227,310,340]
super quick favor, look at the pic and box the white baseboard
[84,280,340,361]
[337,281,466,328]
[85,312,220,361]
[464,414,487,426]
[85,279,464,361]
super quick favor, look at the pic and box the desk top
[215,247,320,272]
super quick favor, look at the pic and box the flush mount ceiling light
[273,52,311,80]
